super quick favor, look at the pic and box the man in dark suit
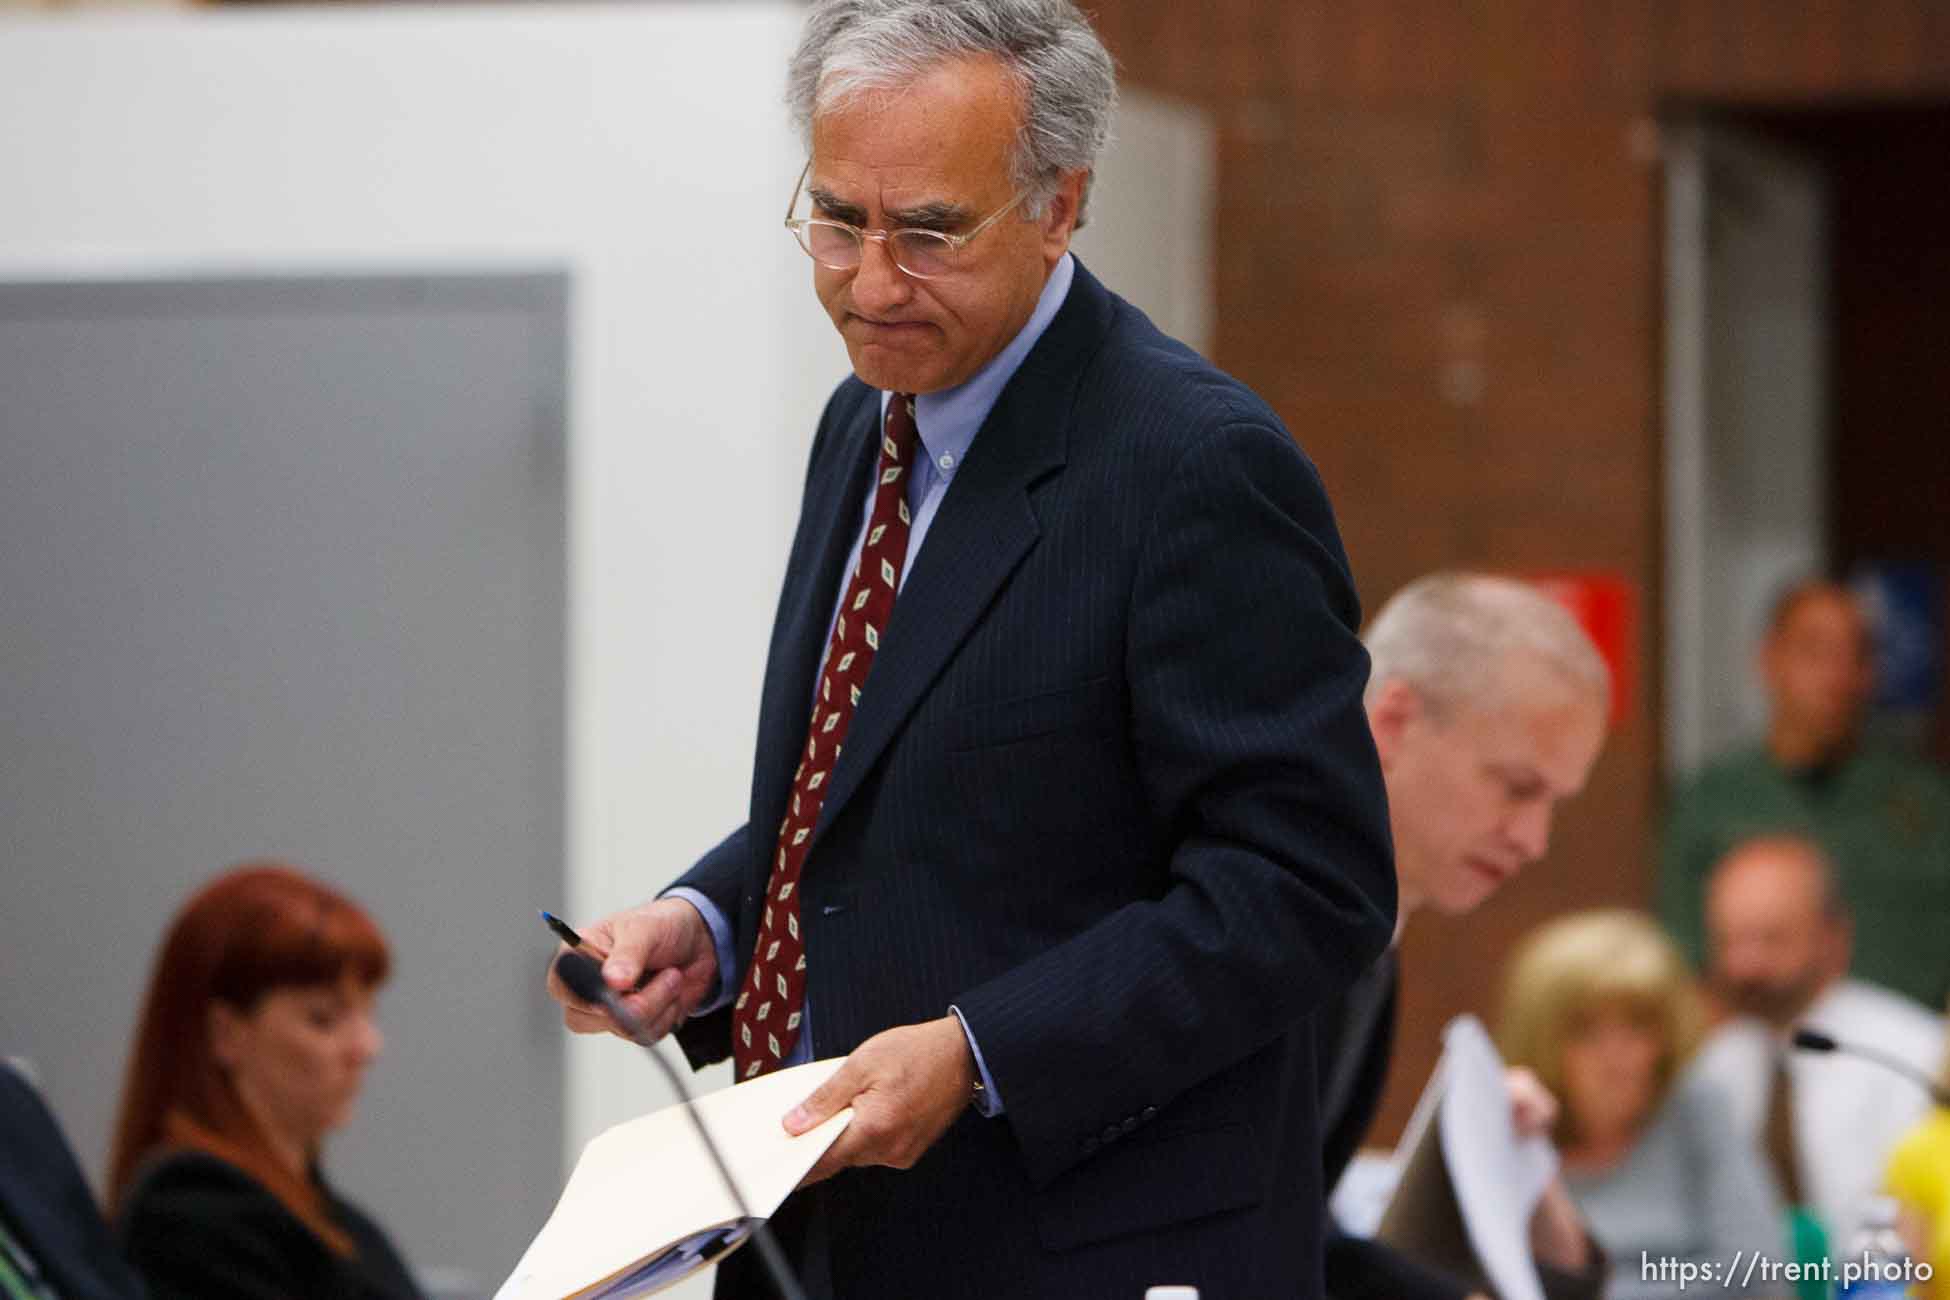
[1315,574,1610,1300]
[0,1060,148,1300]
[546,2,1395,1295]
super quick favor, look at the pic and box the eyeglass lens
[798,223,959,278]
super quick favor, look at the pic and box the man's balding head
[1705,834,1851,1026]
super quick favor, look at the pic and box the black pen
[540,909,607,960]
[541,910,656,993]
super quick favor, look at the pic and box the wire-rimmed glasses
[783,159,1029,281]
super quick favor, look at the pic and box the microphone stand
[1791,1026,1950,1108]
[556,952,810,1300]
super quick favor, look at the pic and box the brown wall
[1082,0,1950,1141]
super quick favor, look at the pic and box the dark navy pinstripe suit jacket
[0,1064,148,1300]
[673,261,1396,1299]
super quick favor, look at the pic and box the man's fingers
[602,948,643,994]
[642,980,691,1042]
[599,907,672,993]
[642,967,686,1013]
[545,901,717,1050]
[561,1004,614,1035]
[1504,1066,1560,1137]
[604,901,704,994]
[553,960,687,1042]
[784,1058,866,1136]
[607,969,687,1038]
[546,947,606,1007]
[781,1020,967,1185]
[576,916,618,958]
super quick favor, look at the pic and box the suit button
[1101,1124,1120,1143]
[1119,1116,1138,1134]
[1141,1106,1157,1120]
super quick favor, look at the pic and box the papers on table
[494,1058,852,1300]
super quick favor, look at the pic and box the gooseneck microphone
[1790,1026,1950,1108]
[553,950,810,1300]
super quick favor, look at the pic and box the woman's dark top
[117,1151,423,1300]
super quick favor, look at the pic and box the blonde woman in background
[1884,1000,1950,1299]
[1500,909,1786,1299]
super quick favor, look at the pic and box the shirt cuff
[660,887,739,1016]
[948,1005,1004,1117]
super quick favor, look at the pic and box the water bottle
[1836,1196,1915,1298]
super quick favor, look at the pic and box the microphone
[553,951,810,1300]
[1790,1026,1950,1108]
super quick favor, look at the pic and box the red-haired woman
[107,862,424,1300]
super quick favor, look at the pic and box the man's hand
[545,897,718,1043]
[782,1016,975,1186]
[1530,1178,1594,1274]
[1505,1065,1560,1139]
[1504,1068,1595,1274]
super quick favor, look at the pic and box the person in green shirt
[1660,579,1950,1009]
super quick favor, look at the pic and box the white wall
[0,10,824,1294]
[0,7,1211,1292]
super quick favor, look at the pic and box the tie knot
[883,392,921,464]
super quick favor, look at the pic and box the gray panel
[0,272,567,1295]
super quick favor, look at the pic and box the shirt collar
[878,252,1075,479]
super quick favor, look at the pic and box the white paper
[1435,1015,1557,1300]
[1330,1151,1405,1238]
[495,1058,852,1300]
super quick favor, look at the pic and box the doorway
[1663,104,1950,779]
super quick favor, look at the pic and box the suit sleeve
[670,822,752,1070]
[952,419,1397,1186]
[670,822,750,932]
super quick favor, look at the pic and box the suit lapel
[806,263,1116,848]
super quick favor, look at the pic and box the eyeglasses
[783,159,1029,281]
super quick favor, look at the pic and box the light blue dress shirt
[666,253,1077,1113]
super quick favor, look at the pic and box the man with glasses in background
[547,2,1395,1296]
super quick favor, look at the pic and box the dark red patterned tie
[733,394,920,1079]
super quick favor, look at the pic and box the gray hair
[1363,572,1612,719]
[786,0,1118,226]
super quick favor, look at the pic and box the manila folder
[495,1058,852,1300]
